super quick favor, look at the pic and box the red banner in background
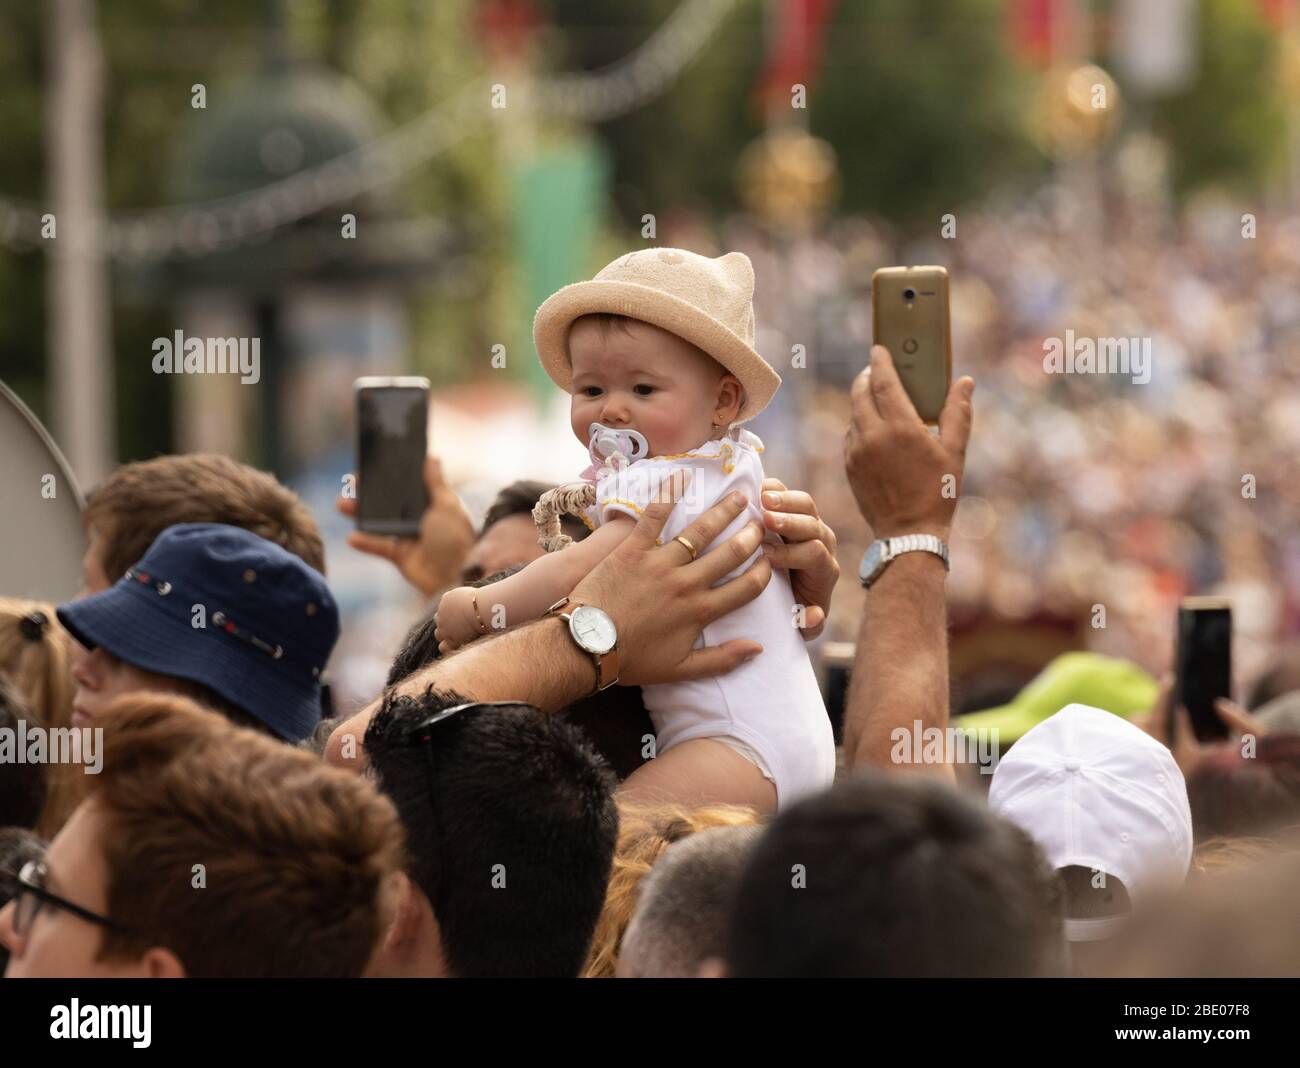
[475,0,543,62]
[754,0,837,113]
[1008,0,1056,66]
[1258,0,1296,29]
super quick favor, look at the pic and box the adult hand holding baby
[760,476,839,640]
[323,474,780,768]
[570,470,773,687]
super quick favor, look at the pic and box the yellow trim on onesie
[649,434,760,466]
[601,497,645,515]
[648,447,722,461]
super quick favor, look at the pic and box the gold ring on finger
[673,534,699,561]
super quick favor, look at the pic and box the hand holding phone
[1173,597,1233,744]
[354,377,431,537]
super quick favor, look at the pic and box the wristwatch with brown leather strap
[546,597,620,694]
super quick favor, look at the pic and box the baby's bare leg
[617,738,777,815]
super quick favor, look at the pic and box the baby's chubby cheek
[568,395,708,456]
[570,402,598,446]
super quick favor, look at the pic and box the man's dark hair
[387,612,443,687]
[0,827,49,972]
[725,773,1065,977]
[0,675,48,828]
[482,480,589,545]
[385,567,653,781]
[364,688,619,977]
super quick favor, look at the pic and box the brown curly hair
[84,453,325,582]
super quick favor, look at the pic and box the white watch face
[859,541,887,585]
[569,606,617,655]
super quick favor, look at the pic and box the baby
[435,248,835,812]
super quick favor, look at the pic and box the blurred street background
[3,0,1300,713]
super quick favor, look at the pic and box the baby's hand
[434,586,483,655]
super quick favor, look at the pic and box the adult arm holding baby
[433,515,636,653]
[433,468,838,653]
[325,484,771,764]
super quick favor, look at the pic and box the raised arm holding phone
[842,344,975,779]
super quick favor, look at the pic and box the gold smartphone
[871,266,952,423]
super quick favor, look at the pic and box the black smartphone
[1173,597,1232,744]
[354,376,430,537]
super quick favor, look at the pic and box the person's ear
[363,872,418,977]
[697,956,729,978]
[0,900,24,960]
[141,946,186,978]
[372,874,452,978]
[714,374,743,426]
[396,874,426,944]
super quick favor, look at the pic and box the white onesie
[584,428,836,809]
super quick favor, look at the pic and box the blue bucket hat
[57,523,338,742]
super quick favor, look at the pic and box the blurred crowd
[4,177,1300,983]
[675,185,1300,697]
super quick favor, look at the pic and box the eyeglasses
[2,860,127,938]
[400,700,520,905]
[401,700,521,745]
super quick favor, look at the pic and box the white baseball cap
[988,702,1193,942]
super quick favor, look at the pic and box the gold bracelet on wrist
[470,592,489,634]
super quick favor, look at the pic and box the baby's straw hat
[533,247,781,423]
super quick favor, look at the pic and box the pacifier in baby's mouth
[587,423,649,467]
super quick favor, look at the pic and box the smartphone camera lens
[902,287,916,301]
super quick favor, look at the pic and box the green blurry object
[511,140,610,399]
[955,652,1159,746]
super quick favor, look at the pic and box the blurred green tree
[813,0,1041,227]
[544,0,765,234]
[546,0,1040,234]
[0,0,502,464]
[307,0,510,388]
[1140,0,1287,197]
[0,0,1292,469]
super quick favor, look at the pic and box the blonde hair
[0,598,79,836]
[1191,834,1279,877]
[582,801,760,979]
